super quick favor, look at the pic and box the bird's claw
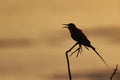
[76,47,82,58]
[76,47,80,57]
[69,46,82,57]
[66,43,82,57]
[85,46,89,50]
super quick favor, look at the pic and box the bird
[63,23,109,69]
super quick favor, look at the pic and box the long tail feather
[90,45,109,69]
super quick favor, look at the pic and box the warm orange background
[0,0,120,80]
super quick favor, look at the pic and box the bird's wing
[77,30,91,45]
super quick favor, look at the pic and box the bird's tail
[89,45,109,69]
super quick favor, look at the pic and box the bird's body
[65,23,94,49]
[64,23,109,69]
[69,26,90,46]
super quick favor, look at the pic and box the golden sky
[0,0,120,80]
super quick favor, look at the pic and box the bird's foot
[76,47,82,58]
[85,46,89,50]
[69,47,82,57]
[69,48,78,57]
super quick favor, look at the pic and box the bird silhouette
[63,23,109,69]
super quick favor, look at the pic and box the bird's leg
[69,47,80,57]
[84,46,89,50]
[66,43,78,53]
[76,44,82,57]
[69,44,82,57]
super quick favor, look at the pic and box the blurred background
[0,0,120,80]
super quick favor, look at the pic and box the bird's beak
[62,24,68,28]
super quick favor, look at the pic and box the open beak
[62,24,68,28]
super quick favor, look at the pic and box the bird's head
[63,23,76,29]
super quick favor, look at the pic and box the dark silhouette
[110,64,118,80]
[66,51,72,80]
[63,23,109,69]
